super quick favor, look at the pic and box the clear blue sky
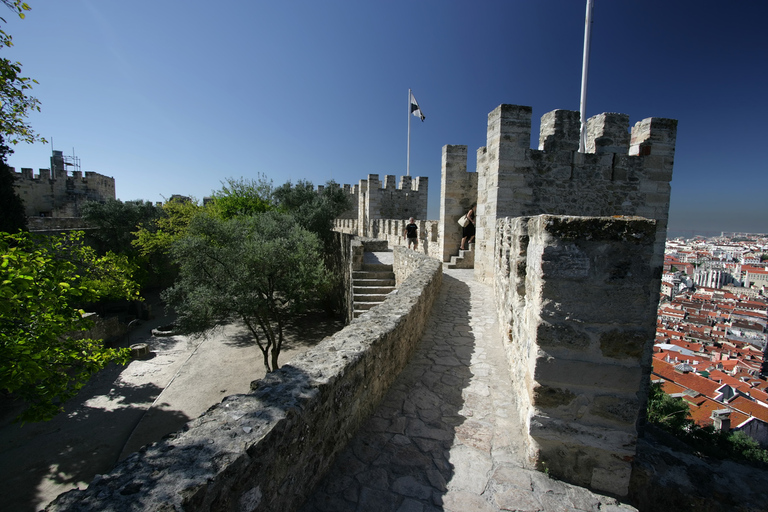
[5,0,767,237]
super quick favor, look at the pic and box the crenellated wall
[333,217,440,260]
[470,105,676,284]
[446,103,677,496]
[322,174,428,229]
[11,166,115,217]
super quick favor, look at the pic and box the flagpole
[407,88,412,176]
[579,0,594,153]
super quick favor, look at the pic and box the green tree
[0,231,140,422]
[646,382,694,432]
[0,1,45,145]
[132,196,203,257]
[80,199,162,255]
[0,134,27,232]
[209,175,274,219]
[272,179,351,315]
[272,179,351,249]
[647,382,768,466]
[163,211,328,373]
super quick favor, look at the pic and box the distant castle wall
[334,217,441,260]
[322,173,428,228]
[10,152,115,218]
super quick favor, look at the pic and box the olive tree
[163,211,329,373]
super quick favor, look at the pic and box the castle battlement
[11,166,116,218]
[474,104,678,284]
[321,173,429,225]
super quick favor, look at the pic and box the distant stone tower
[11,150,116,217]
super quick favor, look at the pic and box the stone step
[352,270,395,280]
[354,293,391,302]
[353,286,395,295]
[353,279,396,288]
[352,261,395,319]
[362,262,393,272]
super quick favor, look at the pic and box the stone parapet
[336,218,441,261]
[473,104,676,284]
[46,249,442,512]
[11,167,115,218]
[328,173,428,225]
[495,215,660,496]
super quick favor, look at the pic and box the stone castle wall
[334,217,441,260]
[12,166,116,217]
[323,174,428,226]
[451,104,676,495]
[496,215,660,495]
[471,105,676,284]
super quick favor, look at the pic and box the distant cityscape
[653,232,768,442]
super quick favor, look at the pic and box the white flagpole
[579,0,594,153]
[407,88,412,176]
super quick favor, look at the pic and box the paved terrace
[302,267,635,512]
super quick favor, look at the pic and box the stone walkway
[301,268,636,512]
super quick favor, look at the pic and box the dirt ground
[0,297,344,512]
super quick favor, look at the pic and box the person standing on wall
[403,217,418,250]
[460,205,475,250]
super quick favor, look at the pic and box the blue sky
[4,0,767,237]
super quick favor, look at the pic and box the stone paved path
[302,269,636,512]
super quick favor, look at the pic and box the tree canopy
[163,211,328,373]
[272,179,351,249]
[0,231,140,422]
[81,199,162,255]
[208,175,274,219]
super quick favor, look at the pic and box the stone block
[533,356,644,394]
[536,321,590,352]
[530,415,636,496]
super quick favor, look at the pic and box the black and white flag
[410,91,425,121]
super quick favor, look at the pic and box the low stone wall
[495,215,661,497]
[47,248,442,512]
[334,218,442,261]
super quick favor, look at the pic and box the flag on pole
[410,91,425,121]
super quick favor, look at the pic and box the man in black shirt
[403,217,418,250]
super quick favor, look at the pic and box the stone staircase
[352,258,396,319]
[445,242,474,269]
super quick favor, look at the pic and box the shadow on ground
[0,300,344,512]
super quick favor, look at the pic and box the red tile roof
[653,359,725,400]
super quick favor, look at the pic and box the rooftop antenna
[579,0,594,153]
